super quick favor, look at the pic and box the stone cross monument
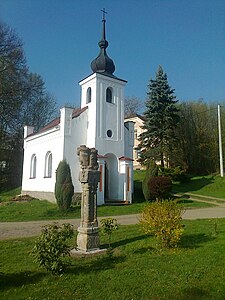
[76,145,100,252]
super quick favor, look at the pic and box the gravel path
[1,205,225,240]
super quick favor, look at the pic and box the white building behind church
[21,16,134,205]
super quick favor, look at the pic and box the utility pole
[218,104,224,177]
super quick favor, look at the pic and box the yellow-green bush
[140,200,184,248]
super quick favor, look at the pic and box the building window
[107,129,113,138]
[134,148,141,159]
[135,150,138,159]
[30,154,37,179]
[86,87,91,104]
[137,149,141,159]
[134,129,138,139]
[99,165,103,192]
[106,87,113,103]
[44,151,52,178]
[126,166,130,192]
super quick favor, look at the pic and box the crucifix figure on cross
[101,8,108,21]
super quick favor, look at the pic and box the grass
[0,198,213,222]
[1,219,225,299]
[0,187,21,202]
[0,171,216,222]
[0,170,221,222]
[0,199,146,222]
[172,174,225,199]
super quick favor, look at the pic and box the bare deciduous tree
[124,96,143,118]
[0,21,57,189]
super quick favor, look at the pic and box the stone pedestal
[76,146,101,253]
[77,226,99,252]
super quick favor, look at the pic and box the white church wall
[124,121,135,159]
[95,74,126,158]
[119,159,133,203]
[80,73,126,157]
[63,109,88,194]
[22,128,63,201]
[79,74,97,148]
[22,107,88,202]
[97,159,106,205]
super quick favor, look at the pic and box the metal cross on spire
[101,8,108,21]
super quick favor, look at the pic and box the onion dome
[91,12,115,75]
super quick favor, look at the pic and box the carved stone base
[77,226,100,252]
[71,248,107,257]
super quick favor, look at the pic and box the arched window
[106,87,113,103]
[86,87,92,104]
[44,151,52,178]
[30,154,37,179]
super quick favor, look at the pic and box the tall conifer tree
[139,66,180,167]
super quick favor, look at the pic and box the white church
[21,15,134,205]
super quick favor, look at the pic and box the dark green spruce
[138,66,180,167]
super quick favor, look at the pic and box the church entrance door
[104,153,118,200]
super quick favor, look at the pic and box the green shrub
[140,200,184,248]
[55,160,74,210]
[148,176,172,200]
[100,218,118,248]
[32,223,74,275]
[142,160,158,201]
[159,166,188,182]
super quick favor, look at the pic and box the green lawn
[135,170,225,200]
[0,199,146,222]
[0,187,21,202]
[1,219,225,299]
[0,198,213,222]
[173,174,225,199]
[0,170,219,222]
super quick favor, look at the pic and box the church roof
[38,117,60,134]
[124,114,145,121]
[90,11,115,75]
[119,156,134,161]
[27,106,88,137]
[72,106,88,118]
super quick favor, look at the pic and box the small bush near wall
[140,200,184,248]
[142,161,158,201]
[148,176,172,201]
[55,160,74,210]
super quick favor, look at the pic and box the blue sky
[1,0,225,108]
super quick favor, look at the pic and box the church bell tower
[79,10,127,156]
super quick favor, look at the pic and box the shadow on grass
[133,246,155,254]
[179,287,209,299]
[173,176,214,194]
[133,180,145,203]
[67,254,126,274]
[109,234,147,249]
[177,198,194,205]
[179,233,216,249]
[0,271,46,290]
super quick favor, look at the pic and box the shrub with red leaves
[148,176,172,201]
